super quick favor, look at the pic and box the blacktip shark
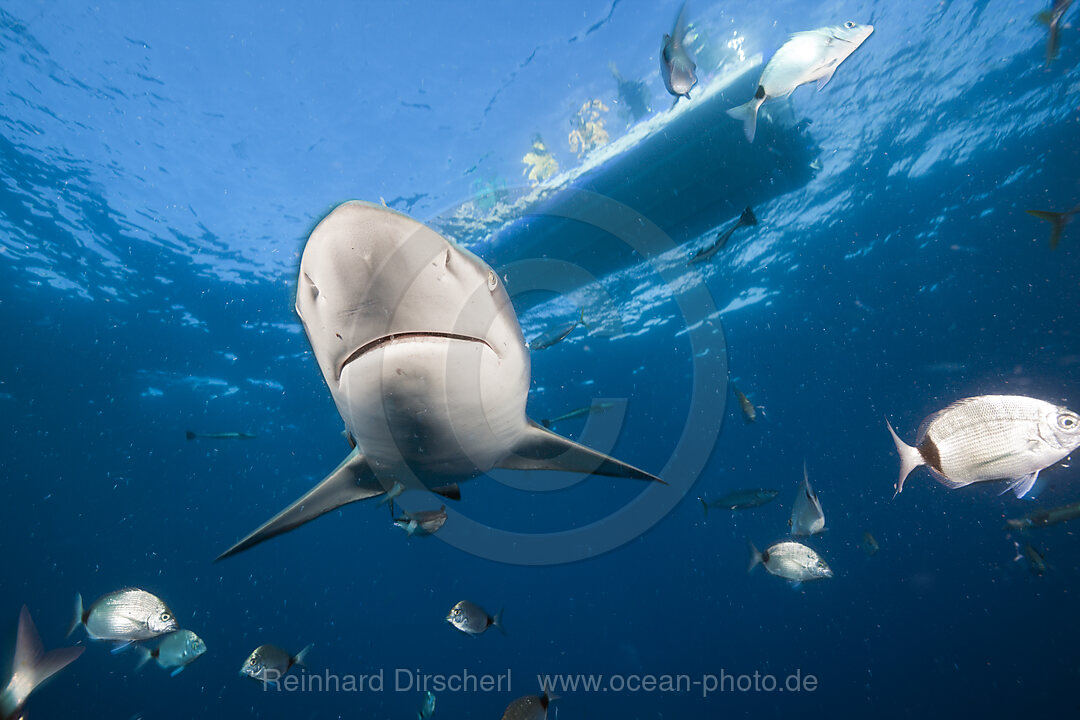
[217,201,663,560]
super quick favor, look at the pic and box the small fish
[789,461,825,536]
[1027,204,1079,249]
[135,629,206,676]
[446,601,503,637]
[0,607,84,720]
[727,22,874,142]
[732,384,759,423]
[529,309,588,351]
[698,489,779,516]
[68,589,178,643]
[394,506,448,536]
[541,401,616,429]
[502,687,557,720]
[240,643,312,685]
[418,690,437,720]
[1024,543,1047,575]
[609,62,651,122]
[660,3,697,100]
[861,531,880,556]
[378,481,405,509]
[185,431,256,440]
[1005,499,1080,529]
[747,540,833,583]
[1035,0,1074,66]
[887,395,1080,498]
[689,207,758,264]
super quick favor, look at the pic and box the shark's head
[296,201,526,391]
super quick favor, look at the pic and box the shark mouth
[336,331,494,380]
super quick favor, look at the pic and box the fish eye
[844,21,855,28]
[1059,413,1079,430]
[487,270,498,292]
[160,612,172,622]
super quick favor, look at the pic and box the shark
[216,201,663,560]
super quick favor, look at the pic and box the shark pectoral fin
[215,448,383,561]
[497,421,665,483]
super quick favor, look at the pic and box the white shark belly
[335,336,529,477]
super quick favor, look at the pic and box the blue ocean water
[2,0,1079,718]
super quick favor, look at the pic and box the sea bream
[747,540,833,584]
[67,588,178,645]
[727,21,874,142]
[659,2,697,100]
[789,461,825,536]
[887,395,1080,498]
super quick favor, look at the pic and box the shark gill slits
[303,272,319,299]
[918,435,942,473]
[755,85,766,99]
[444,248,451,266]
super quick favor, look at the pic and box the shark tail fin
[740,206,758,227]
[1026,210,1068,249]
[215,448,384,561]
[498,421,665,484]
[6,606,84,715]
[726,96,764,143]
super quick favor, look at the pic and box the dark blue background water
[2,1,1079,718]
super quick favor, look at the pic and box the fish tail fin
[134,646,153,671]
[726,97,763,143]
[185,431,196,440]
[578,307,589,331]
[740,206,758,227]
[747,540,763,573]
[698,497,708,519]
[6,606,84,715]
[492,609,506,635]
[292,643,313,669]
[885,416,923,495]
[1026,210,1068,249]
[66,594,83,638]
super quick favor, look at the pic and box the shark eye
[487,270,498,292]
[844,21,855,28]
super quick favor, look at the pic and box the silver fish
[135,630,206,676]
[540,401,616,430]
[861,531,880,557]
[240,643,312,684]
[887,395,1080,498]
[689,207,758,264]
[1024,543,1047,576]
[789,461,825,536]
[502,688,556,720]
[395,506,448,536]
[446,601,503,636]
[698,489,779,515]
[747,540,833,583]
[185,431,256,440]
[660,3,697,100]
[1005,499,1080,530]
[418,690,436,719]
[67,589,178,643]
[727,21,874,142]
[529,309,588,351]
[1,607,83,720]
